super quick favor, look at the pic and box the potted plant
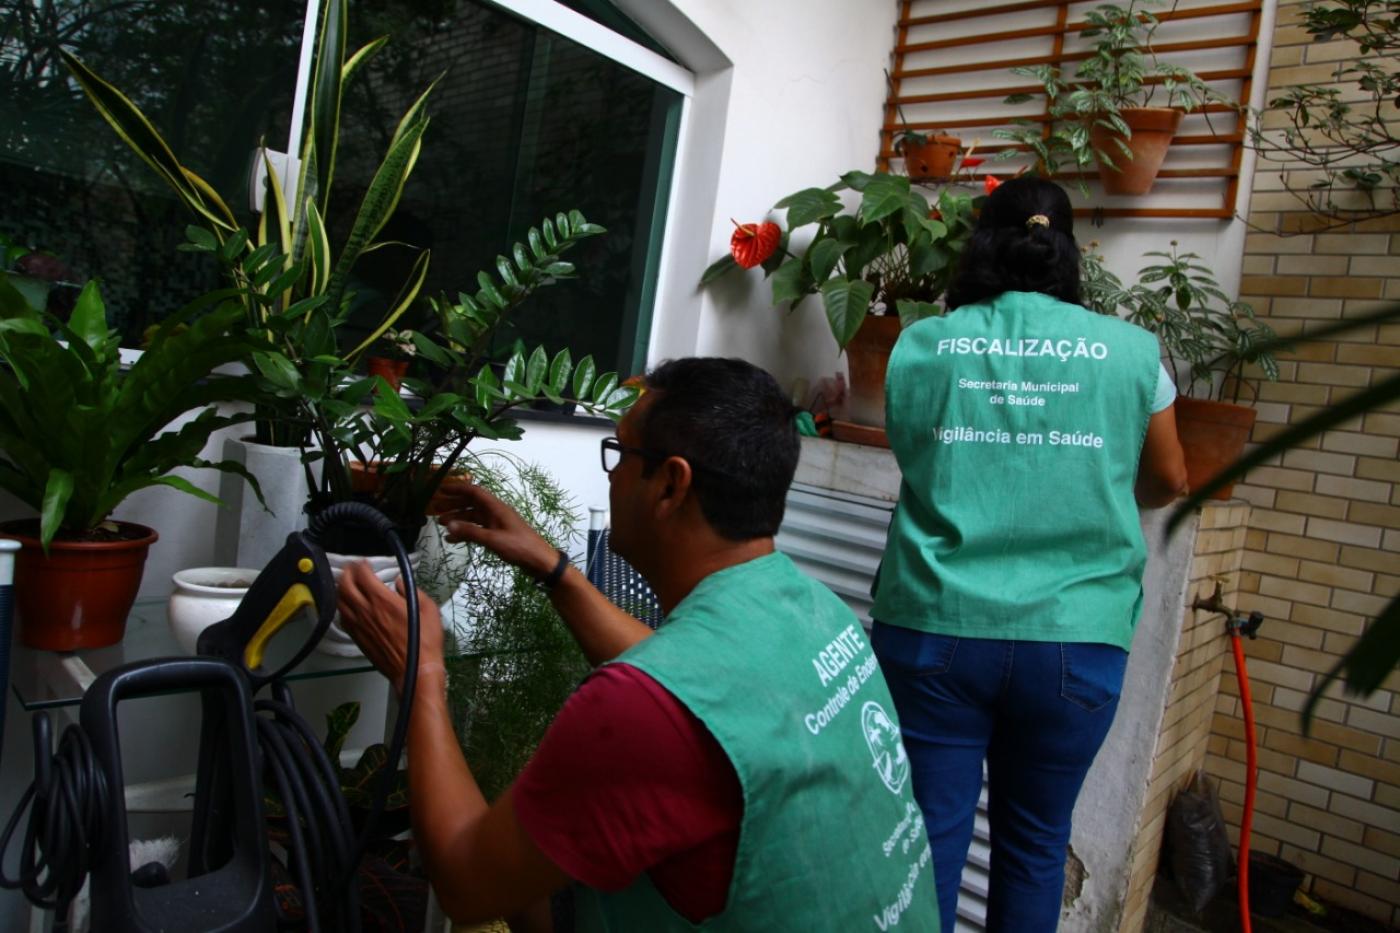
[0,275,267,649]
[996,1,1224,195]
[702,171,979,430]
[64,1,636,572]
[364,328,417,392]
[895,130,964,180]
[1090,243,1280,498]
[419,451,589,800]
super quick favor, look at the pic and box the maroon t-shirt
[512,662,743,923]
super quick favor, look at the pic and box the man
[337,357,939,931]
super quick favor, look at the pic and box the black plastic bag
[1166,769,1234,913]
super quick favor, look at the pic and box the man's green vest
[872,291,1160,650]
[576,552,938,931]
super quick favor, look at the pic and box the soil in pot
[2,519,158,650]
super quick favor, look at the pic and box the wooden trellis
[880,0,1264,218]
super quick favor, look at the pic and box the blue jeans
[871,623,1128,933]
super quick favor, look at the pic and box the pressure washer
[0,502,421,932]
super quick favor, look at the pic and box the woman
[871,176,1187,932]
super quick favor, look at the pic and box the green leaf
[700,253,739,287]
[524,345,549,394]
[770,258,811,306]
[252,351,302,392]
[323,702,361,770]
[807,239,845,284]
[1303,600,1400,733]
[473,365,502,409]
[548,349,571,394]
[821,279,877,350]
[572,355,597,398]
[592,373,618,404]
[39,469,75,551]
[859,174,911,224]
[774,188,842,228]
[67,281,111,359]
[895,300,942,328]
[502,351,525,389]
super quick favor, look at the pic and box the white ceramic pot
[317,550,426,657]
[168,567,260,655]
[213,437,321,570]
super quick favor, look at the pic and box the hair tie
[1025,214,1050,230]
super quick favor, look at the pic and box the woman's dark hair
[945,176,1081,310]
[639,357,799,541]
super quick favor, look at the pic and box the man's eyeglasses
[600,437,668,474]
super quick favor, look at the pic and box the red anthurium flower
[730,220,781,269]
[961,156,984,168]
[984,175,1002,195]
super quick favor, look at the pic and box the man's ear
[651,456,694,521]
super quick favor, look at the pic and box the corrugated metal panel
[780,481,990,931]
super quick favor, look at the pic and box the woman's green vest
[576,552,938,931]
[872,291,1160,650]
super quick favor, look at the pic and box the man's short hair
[639,358,799,541]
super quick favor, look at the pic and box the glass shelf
[9,600,378,712]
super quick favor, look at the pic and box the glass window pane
[334,0,681,379]
[1,1,304,342]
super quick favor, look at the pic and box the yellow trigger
[243,583,315,670]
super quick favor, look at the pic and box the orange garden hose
[1230,622,1258,933]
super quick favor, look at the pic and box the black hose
[0,713,108,931]
[306,501,419,879]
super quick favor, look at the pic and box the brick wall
[1205,1,1400,925]
[1120,503,1249,933]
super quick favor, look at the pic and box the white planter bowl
[318,551,425,657]
[168,567,260,655]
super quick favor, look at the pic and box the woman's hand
[336,561,445,695]
[434,482,562,581]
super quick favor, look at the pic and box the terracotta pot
[1,520,158,650]
[899,135,962,180]
[1174,396,1257,501]
[1089,107,1182,196]
[366,356,409,391]
[845,314,904,428]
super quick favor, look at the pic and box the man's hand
[435,482,562,580]
[336,561,445,695]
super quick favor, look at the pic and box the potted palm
[1089,243,1280,498]
[702,171,979,429]
[0,275,266,649]
[997,1,1224,195]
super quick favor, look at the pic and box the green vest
[576,552,939,932]
[873,291,1159,649]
